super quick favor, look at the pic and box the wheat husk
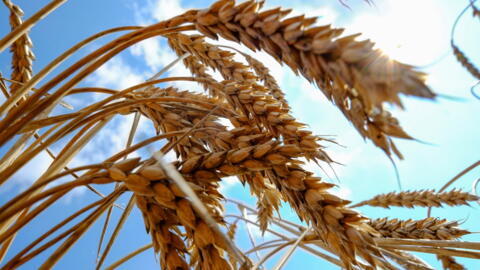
[368,217,470,240]
[3,0,35,95]
[353,189,479,209]
[437,255,466,270]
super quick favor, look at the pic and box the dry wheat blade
[104,243,153,270]
[96,195,136,269]
[0,0,67,52]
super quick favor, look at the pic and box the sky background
[0,0,479,269]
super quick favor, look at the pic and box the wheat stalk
[352,189,479,208]
[368,217,470,240]
[104,243,153,270]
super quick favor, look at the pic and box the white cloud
[132,0,187,32]
[62,186,87,204]
[219,176,240,194]
[88,57,145,91]
[75,114,146,163]
[8,151,51,188]
[130,38,176,71]
[133,0,185,25]
[150,0,185,22]
[130,38,213,92]
[0,147,89,203]
[330,186,352,200]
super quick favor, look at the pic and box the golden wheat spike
[368,217,470,240]
[352,189,479,209]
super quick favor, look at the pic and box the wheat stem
[252,241,294,270]
[96,195,136,269]
[104,243,153,270]
[272,227,311,270]
[377,238,480,250]
[427,160,480,217]
[38,187,124,269]
[1,193,108,269]
[380,245,480,260]
[0,26,140,116]
[0,0,67,52]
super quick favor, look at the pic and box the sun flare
[348,0,447,65]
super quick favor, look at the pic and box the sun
[347,0,447,66]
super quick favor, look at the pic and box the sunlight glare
[348,0,447,66]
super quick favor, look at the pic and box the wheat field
[0,0,479,269]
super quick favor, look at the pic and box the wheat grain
[474,6,480,18]
[437,255,465,270]
[189,0,435,158]
[368,217,470,240]
[382,249,433,270]
[452,42,480,80]
[3,0,35,95]
[168,33,332,163]
[352,189,479,208]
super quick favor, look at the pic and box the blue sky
[0,0,479,269]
